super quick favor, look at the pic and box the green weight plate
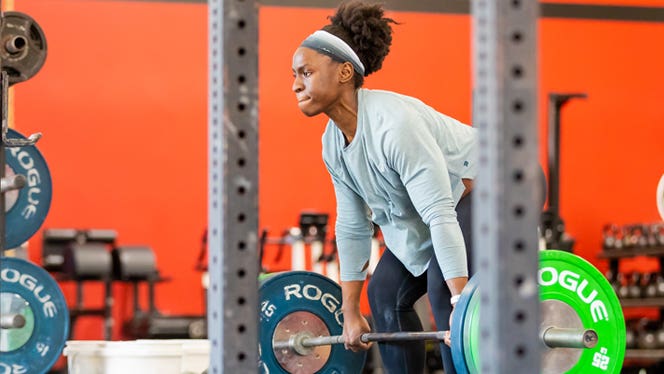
[454,250,625,374]
[463,286,481,374]
[258,272,281,286]
[539,250,625,374]
[451,275,478,374]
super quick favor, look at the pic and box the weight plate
[0,11,48,85]
[450,274,478,374]
[259,271,366,373]
[463,285,481,374]
[657,173,664,221]
[539,249,625,373]
[452,250,625,373]
[259,272,281,286]
[4,128,52,249]
[0,257,69,374]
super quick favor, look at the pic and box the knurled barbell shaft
[302,331,446,347]
[275,327,597,354]
[0,313,27,329]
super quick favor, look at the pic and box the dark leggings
[367,194,473,374]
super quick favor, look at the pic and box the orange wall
[10,1,664,338]
[13,0,208,339]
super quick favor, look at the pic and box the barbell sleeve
[541,327,598,349]
[1,174,26,193]
[1,313,27,329]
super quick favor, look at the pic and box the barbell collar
[1,313,27,329]
[541,327,598,349]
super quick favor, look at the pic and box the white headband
[300,30,366,76]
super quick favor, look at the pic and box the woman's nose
[292,76,303,93]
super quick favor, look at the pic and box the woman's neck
[327,89,359,144]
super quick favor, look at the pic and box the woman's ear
[339,62,355,84]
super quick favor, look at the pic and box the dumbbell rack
[600,244,664,365]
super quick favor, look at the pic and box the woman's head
[292,1,396,116]
[321,1,396,86]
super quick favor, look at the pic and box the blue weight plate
[259,271,366,373]
[451,274,479,374]
[4,129,52,249]
[0,257,69,374]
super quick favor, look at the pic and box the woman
[291,1,477,373]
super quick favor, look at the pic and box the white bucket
[64,340,184,374]
[136,339,210,373]
[181,340,210,374]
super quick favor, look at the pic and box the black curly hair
[322,1,397,88]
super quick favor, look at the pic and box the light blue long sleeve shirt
[322,88,478,281]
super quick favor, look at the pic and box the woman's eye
[303,71,312,77]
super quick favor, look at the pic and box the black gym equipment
[0,11,48,86]
[42,228,118,341]
[114,245,206,340]
[540,92,587,252]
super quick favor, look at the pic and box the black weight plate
[1,11,48,85]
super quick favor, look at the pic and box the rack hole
[513,100,524,113]
[513,205,525,217]
[513,135,524,148]
[514,275,524,287]
[515,345,526,357]
[515,310,526,323]
[514,240,525,252]
[513,169,524,182]
[512,65,523,78]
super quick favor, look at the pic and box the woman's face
[291,47,343,117]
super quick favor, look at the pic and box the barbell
[258,250,626,373]
[273,327,598,353]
